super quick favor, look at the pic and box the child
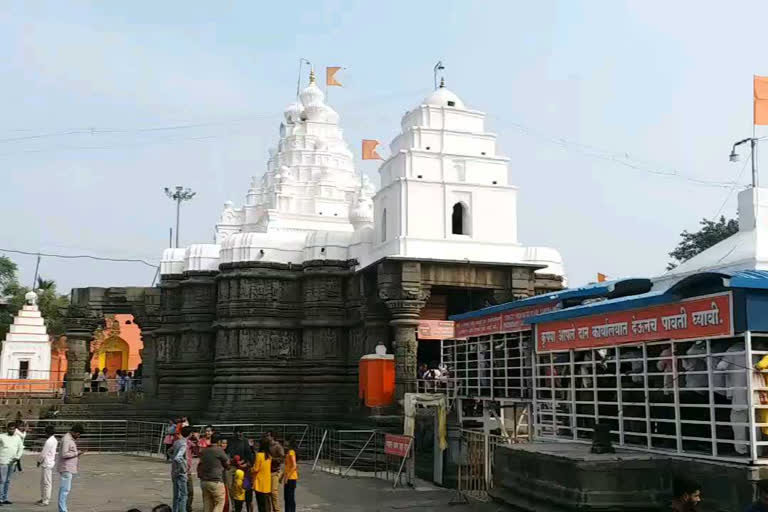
[281,437,299,512]
[243,454,254,512]
[231,456,247,512]
[163,419,177,461]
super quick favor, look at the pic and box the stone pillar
[63,320,97,398]
[138,332,158,397]
[385,299,425,400]
[378,260,429,402]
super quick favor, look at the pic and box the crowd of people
[165,419,298,512]
[84,364,143,393]
[0,420,85,511]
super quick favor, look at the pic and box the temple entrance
[105,351,123,378]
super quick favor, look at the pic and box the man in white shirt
[37,426,58,506]
[0,421,24,505]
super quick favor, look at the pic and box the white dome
[300,71,325,109]
[422,87,465,109]
[184,244,221,272]
[24,290,38,306]
[283,102,303,124]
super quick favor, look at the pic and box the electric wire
[0,248,159,269]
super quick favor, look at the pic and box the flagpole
[296,58,310,102]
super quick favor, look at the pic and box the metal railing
[16,419,413,486]
[20,419,166,456]
[416,378,452,394]
[0,380,63,396]
[455,428,509,502]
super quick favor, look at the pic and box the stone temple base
[490,441,767,511]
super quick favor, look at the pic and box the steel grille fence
[533,333,768,464]
[442,331,533,401]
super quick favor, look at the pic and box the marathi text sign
[417,320,455,340]
[384,434,412,457]
[454,302,559,338]
[536,292,733,352]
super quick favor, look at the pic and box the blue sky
[0,0,765,292]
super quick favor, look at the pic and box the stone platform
[490,441,767,511]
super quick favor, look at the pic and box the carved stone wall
[64,257,563,422]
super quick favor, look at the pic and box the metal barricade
[21,419,167,455]
[455,429,508,502]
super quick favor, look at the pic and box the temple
[61,69,566,422]
[0,291,51,380]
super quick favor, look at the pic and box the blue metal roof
[449,292,561,321]
[527,270,768,325]
[525,291,672,324]
[449,277,651,321]
[725,270,768,289]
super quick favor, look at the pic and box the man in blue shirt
[171,426,191,512]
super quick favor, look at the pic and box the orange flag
[597,273,607,283]
[362,139,383,160]
[755,76,768,125]
[326,66,343,87]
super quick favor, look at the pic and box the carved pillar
[378,260,429,402]
[63,312,100,398]
[385,299,425,400]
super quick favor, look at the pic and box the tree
[667,216,739,270]
[0,256,16,292]
[0,259,69,340]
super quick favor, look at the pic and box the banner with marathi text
[535,292,733,352]
[454,301,560,338]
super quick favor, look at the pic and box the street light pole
[164,186,196,248]
[730,137,762,187]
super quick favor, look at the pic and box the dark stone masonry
[63,257,561,423]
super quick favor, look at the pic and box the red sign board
[536,292,733,352]
[384,434,412,457]
[454,301,559,338]
[417,320,455,340]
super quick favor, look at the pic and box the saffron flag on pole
[326,66,343,87]
[597,273,607,283]
[755,76,768,125]
[362,139,383,160]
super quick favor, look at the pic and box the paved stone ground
[5,455,508,512]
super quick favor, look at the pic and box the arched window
[381,208,387,242]
[452,202,470,235]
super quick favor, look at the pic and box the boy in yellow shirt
[230,456,247,512]
[280,438,298,512]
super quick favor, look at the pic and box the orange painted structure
[358,352,395,407]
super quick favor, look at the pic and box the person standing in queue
[36,425,58,506]
[0,421,23,505]
[171,426,191,512]
[266,433,284,512]
[58,423,86,512]
[280,438,298,512]
[198,434,229,512]
[251,438,272,512]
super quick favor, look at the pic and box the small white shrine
[0,291,52,380]
[160,70,565,278]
